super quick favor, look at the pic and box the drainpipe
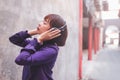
[79,0,83,79]
[94,27,100,54]
[94,27,97,54]
[96,28,99,51]
[97,28,100,51]
[88,14,93,60]
[119,32,120,46]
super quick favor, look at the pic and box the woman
[9,14,68,80]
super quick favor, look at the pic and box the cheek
[43,27,49,32]
[38,24,50,33]
[40,26,49,33]
[44,25,50,31]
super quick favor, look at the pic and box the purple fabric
[9,31,59,80]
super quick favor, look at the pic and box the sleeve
[9,30,31,47]
[15,39,58,66]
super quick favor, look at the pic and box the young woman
[9,14,68,80]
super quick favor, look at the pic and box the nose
[39,21,44,26]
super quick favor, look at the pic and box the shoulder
[45,44,59,52]
[39,43,59,55]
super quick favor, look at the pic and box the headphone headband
[58,22,66,31]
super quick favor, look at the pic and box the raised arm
[15,38,59,66]
[9,30,31,47]
[9,29,38,47]
[14,28,61,65]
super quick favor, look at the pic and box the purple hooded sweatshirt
[9,31,59,80]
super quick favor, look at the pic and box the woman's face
[37,20,50,34]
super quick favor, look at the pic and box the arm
[9,29,38,47]
[9,30,31,47]
[15,28,60,66]
[15,38,58,66]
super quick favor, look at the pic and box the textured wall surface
[0,0,79,80]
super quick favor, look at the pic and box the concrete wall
[0,0,79,80]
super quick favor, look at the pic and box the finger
[48,28,56,32]
[43,28,54,34]
[50,33,61,39]
[50,29,61,35]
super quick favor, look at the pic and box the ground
[83,45,120,80]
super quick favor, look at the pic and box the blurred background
[0,0,79,80]
[0,0,120,80]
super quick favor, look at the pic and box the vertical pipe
[96,28,98,51]
[95,27,98,54]
[79,0,83,79]
[95,27,100,52]
[88,15,92,60]
[94,27,97,54]
[102,28,105,48]
[97,28,100,51]
[119,32,120,46]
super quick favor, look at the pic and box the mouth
[37,27,39,30]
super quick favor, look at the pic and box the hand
[37,28,61,43]
[28,29,40,36]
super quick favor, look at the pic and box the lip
[37,27,39,30]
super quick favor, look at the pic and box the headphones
[55,22,66,31]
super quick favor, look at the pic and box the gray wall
[0,0,79,80]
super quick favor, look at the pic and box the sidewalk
[82,47,120,80]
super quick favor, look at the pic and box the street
[83,46,120,80]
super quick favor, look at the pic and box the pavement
[82,45,120,80]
